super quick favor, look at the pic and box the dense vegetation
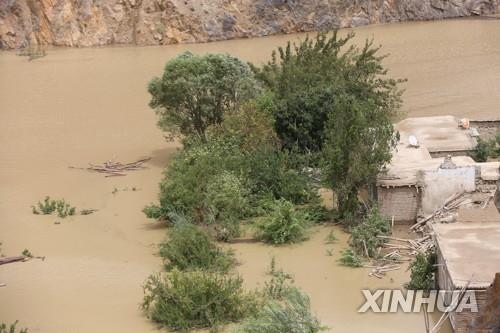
[158,223,236,273]
[143,106,316,241]
[254,32,403,218]
[142,269,258,331]
[406,252,437,291]
[235,260,327,333]
[349,206,390,258]
[255,199,311,245]
[473,133,500,162]
[234,288,327,333]
[148,52,260,141]
[143,30,403,331]
[146,31,402,235]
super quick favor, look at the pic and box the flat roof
[396,115,477,153]
[377,115,498,187]
[378,143,476,186]
[432,212,500,289]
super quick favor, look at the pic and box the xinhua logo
[358,290,478,313]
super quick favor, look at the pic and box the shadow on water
[149,145,181,168]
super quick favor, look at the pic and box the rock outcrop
[1,0,499,49]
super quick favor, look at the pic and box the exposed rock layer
[1,0,499,49]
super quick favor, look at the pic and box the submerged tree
[148,52,260,141]
[322,93,400,217]
[256,31,404,217]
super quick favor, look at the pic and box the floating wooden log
[0,256,26,266]
[70,157,151,177]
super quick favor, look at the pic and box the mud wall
[377,186,419,223]
[419,166,476,215]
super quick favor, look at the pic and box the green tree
[148,52,260,141]
[256,31,403,217]
[406,252,437,291]
[254,31,355,152]
[322,93,399,217]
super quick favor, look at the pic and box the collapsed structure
[376,115,500,333]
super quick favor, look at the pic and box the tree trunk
[337,187,359,220]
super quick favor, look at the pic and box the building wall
[430,150,474,158]
[452,291,487,333]
[436,241,489,333]
[468,273,500,333]
[377,186,418,223]
[470,120,500,141]
[420,166,476,215]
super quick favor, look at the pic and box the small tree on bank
[148,52,260,141]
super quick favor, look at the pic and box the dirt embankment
[1,0,499,49]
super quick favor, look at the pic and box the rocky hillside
[1,0,499,49]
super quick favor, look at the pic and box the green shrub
[0,321,28,333]
[204,171,249,241]
[234,288,327,333]
[55,200,76,218]
[338,249,363,267]
[255,200,310,245]
[349,206,390,258]
[143,204,163,219]
[206,100,279,152]
[32,196,76,218]
[145,138,316,234]
[142,269,258,332]
[299,203,330,224]
[244,148,314,205]
[159,223,236,273]
[205,172,249,220]
[324,230,337,244]
[406,252,437,291]
[21,249,33,258]
[263,257,295,300]
[473,135,500,162]
[151,141,248,222]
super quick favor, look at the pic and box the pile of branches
[411,190,495,233]
[365,263,401,279]
[71,157,151,177]
[379,235,434,256]
[367,189,495,279]
[365,235,434,279]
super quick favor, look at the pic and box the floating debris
[70,157,151,177]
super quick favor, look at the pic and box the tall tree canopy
[148,52,260,141]
[255,32,404,217]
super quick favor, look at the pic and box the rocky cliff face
[1,0,499,49]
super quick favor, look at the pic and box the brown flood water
[1,18,500,332]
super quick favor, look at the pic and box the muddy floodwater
[2,18,500,333]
